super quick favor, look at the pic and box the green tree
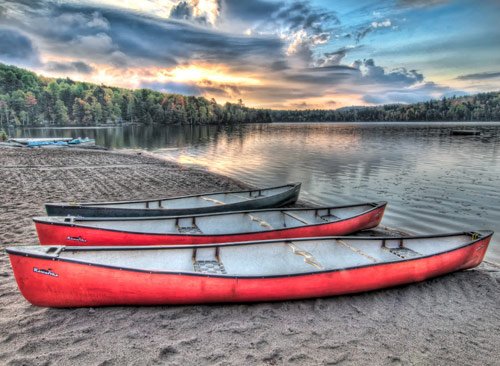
[54,100,69,124]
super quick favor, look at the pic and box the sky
[0,0,499,109]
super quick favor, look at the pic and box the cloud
[70,33,115,54]
[222,0,282,22]
[45,60,94,74]
[371,19,391,28]
[238,1,339,66]
[169,1,193,21]
[0,27,40,66]
[142,79,241,98]
[397,0,449,8]
[169,0,221,26]
[355,18,393,43]
[362,81,465,104]
[0,0,482,109]
[316,46,359,67]
[142,81,202,96]
[358,59,424,86]
[290,101,312,109]
[285,65,358,85]
[0,1,285,70]
[456,71,500,80]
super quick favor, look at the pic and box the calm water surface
[13,122,500,263]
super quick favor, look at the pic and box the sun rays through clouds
[0,0,498,109]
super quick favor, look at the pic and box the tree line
[0,63,271,127]
[270,92,500,122]
[0,62,499,127]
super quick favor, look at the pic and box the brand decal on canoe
[67,236,87,243]
[33,267,58,277]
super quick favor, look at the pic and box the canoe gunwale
[45,183,301,208]
[6,231,493,280]
[33,202,387,238]
[37,201,385,223]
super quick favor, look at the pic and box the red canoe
[7,231,493,307]
[34,202,387,246]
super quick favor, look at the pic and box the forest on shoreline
[1,62,499,127]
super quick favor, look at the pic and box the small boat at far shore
[34,202,387,246]
[451,130,481,136]
[45,183,302,218]
[7,231,493,307]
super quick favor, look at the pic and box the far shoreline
[4,120,500,129]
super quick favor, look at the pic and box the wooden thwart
[282,211,310,225]
[336,239,378,263]
[230,194,252,201]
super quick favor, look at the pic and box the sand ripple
[0,148,499,365]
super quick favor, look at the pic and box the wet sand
[0,148,499,365]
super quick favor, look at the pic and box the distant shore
[0,147,499,365]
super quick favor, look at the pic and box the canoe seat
[193,247,226,274]
[193,260,227,274]
[178,225,203,234]
[388,247,422,259]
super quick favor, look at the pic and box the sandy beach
[1,147,499,366]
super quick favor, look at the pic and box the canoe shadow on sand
[8,267,495,365]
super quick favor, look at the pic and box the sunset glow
[167,65,261,85]
[1,0,499,109]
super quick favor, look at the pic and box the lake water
[11,122,500,263]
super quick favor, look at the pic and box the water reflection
[13,122,500,263]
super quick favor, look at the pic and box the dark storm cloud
[223,0,282,22]
[0,1,285,69]
[45,60,94,74]
[316,46,360,67]
[0,27,39,65]
[273,1,338,32]
[169,1,194,21]
[170,0,222,25]
[456,71,500,81]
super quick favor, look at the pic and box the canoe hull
[45,184,301,217]
[8,235,491,308]
[35,205,386,246]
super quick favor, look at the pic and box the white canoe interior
[18,233,485,277]
[83,185,296,209]
[36,203,382,235]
